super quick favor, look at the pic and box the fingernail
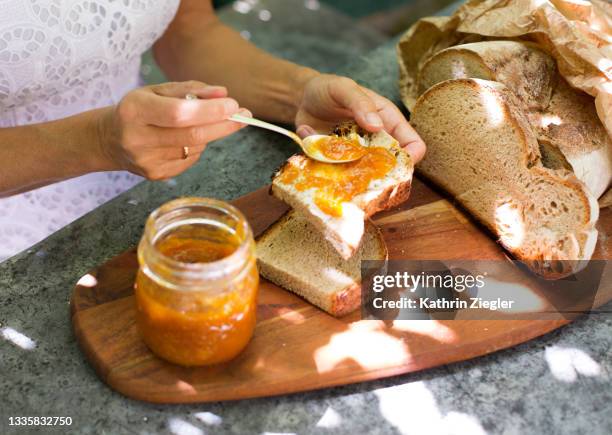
[205,86,227,96]
[297,125,317,138]
[225,99,239,113]
[197,86,226,99]
[365,112,383,127]
[238,109,253,117]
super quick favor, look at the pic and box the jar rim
[139,197,254,289]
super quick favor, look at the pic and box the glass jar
[135,198,258,367]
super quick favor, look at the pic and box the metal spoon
[228,114,365,164]
[185,93,364,163]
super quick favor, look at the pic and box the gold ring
[182,146,189,160]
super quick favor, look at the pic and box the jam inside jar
[135,198,258,367]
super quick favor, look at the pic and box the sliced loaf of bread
[411,78,599,278]
[256,210,387,316]
[418,40,556,110]
[271,123,413,260]
[415,40,612,198]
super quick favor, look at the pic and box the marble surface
[1,2,611,435]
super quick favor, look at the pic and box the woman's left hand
[295,74,426,163]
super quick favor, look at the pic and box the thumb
[329,77,384,132]
[296,125,317,138]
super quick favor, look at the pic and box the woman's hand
[97,81,249,180]
[295,74,426,163]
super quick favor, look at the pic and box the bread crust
[415,78,597,228]
[361,176,412,218]
[417,48,494,95]
[409,40,612,198]
[270,121,413,259]
[256,211,388,317]
[412,78,598,279]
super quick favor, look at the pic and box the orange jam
[309,135,367,161]
[279,146,397,216]
[135,198,258,367]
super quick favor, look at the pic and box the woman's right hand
[97,81,249,180]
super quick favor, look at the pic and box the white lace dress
[0,0,180,261]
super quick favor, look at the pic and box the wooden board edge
[72,310,113,382]
[100,317,570,404]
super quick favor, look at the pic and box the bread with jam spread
[271,122,413,259]
[256,210,387,316]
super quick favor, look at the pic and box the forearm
[0,108,112,197]
[154,15,318,124]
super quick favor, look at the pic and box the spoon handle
[229,114,302,145]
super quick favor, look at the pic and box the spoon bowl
[301,134,368,163]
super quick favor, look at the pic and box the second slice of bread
[256,210,388,317]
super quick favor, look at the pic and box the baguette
[411,78,599,278]
[256,210,387,316]
[271,123,413,259]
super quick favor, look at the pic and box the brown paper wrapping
[397,0,612,139]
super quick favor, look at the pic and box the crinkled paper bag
[397,0,612,138]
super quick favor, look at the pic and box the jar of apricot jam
[135,198,258,367]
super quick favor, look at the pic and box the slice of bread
[411,78,599,278]
[418,41,557,111]
[271,123,413,260]
[415,40,612,198]
[256,210,387,317]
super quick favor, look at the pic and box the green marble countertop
[1,1,610,434]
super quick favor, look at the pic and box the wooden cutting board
[70,179,612,403]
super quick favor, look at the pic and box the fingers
[152,80,228,99]
[170,144,207,161]
[296,125,317,138]
[114,81,252,181]
[122,81,240,128]
[378,103,426,163]
[362,89,427,163]
[143,151,204,181]
[151,109,251,149]
[145,94,239,128]
[329,77,384,132]
[398,129,426,164]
